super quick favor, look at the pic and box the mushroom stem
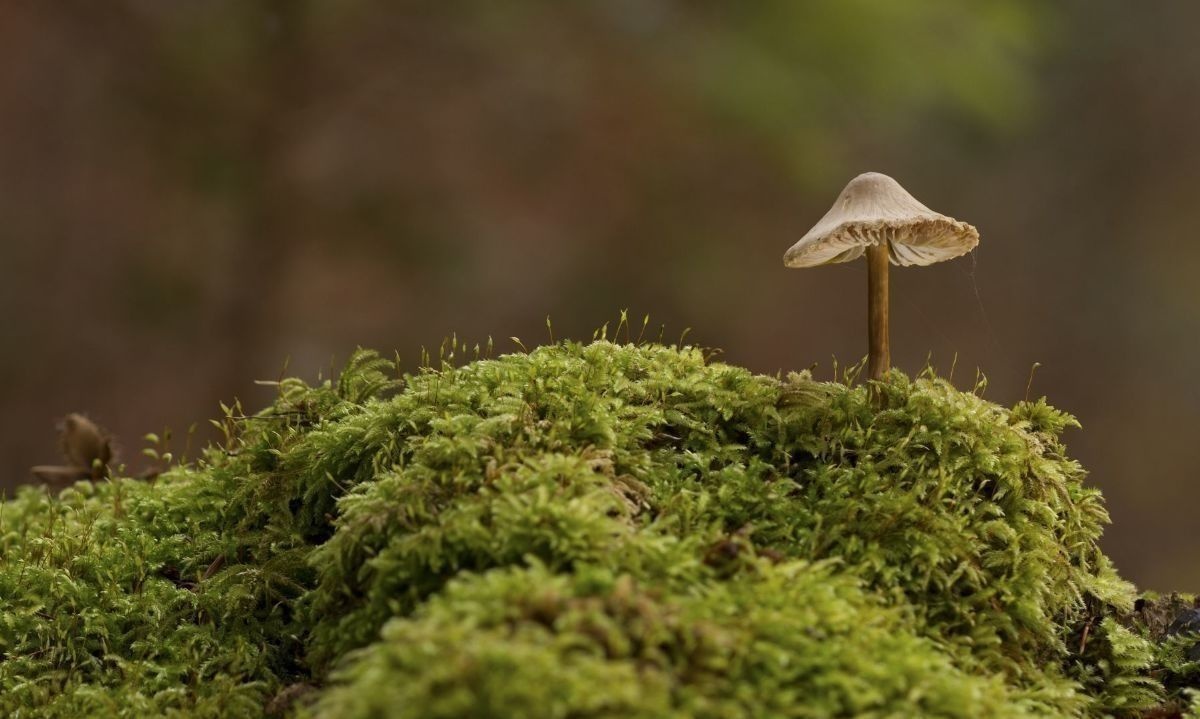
[866,242,890,381]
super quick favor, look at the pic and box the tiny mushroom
[784,172,979,382]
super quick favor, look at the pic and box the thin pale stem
[867,242,890,382]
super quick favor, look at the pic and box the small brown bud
[58,413,112,478]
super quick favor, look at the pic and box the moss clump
[318,562,1024,718]
[0,340,1190,716]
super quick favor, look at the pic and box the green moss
[0,340,1186,716]
[314,562,1026,718]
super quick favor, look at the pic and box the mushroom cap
[784,172,979,268]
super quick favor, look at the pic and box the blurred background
[1,0,1197,589]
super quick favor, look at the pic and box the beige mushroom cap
[784,172,979,268]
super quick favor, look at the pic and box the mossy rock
[0,340,1196,717]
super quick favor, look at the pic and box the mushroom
[784,172,979,381]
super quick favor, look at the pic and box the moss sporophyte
[1,341,1197,717]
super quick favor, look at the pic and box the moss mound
[0,340,1194,717]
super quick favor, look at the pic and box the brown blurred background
[1,1,1197,589]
